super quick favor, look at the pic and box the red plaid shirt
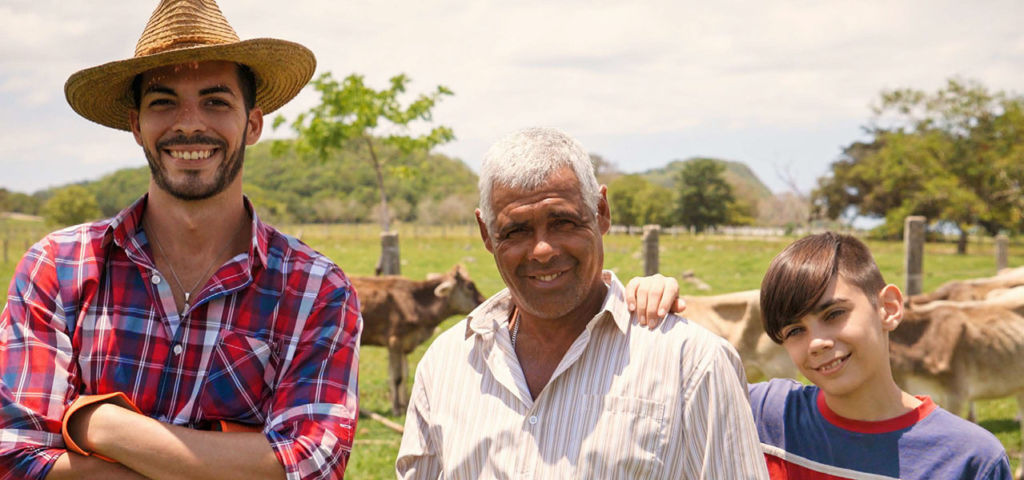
[0,196,361,480]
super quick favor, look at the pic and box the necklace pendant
[183,292,191,312]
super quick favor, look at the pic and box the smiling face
[477,166,610,323]
[779,276,903,399]
[129,61,262,201]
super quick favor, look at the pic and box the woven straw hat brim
[64,38,315,131]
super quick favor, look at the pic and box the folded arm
[51,402,283,480]
[51,281,360,480]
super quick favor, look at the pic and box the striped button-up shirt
[397,271,768,479]
[0,196,361,480]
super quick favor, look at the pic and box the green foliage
[590,153,621,185]
[675,158,737,232]
[244,140,478,224]
[278,72,455,232]
[645,158,764,226]
[42,185,101,227]
[0,188,42,215]
[814,78,1024,252]
[645,158,773,201]
[86,167,150,217]
[14,140,480,226]
[607,175,674,226]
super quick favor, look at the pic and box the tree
[607,175,673,226]
[675,159,736,232]
[590,153,621,184]
[813,78,1024,253]
[86,167,149,216]
[42,185,100,226]
[277,72,454,233]
[0,188,42,215]
[758,192,810,228]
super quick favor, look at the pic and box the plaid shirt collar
[107,194,271,273]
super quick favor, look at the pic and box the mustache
[156,135,226,150]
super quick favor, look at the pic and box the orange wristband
[216,420,262,433]
[61,392,142,463]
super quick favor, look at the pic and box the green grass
[0,216,48,296]
[1,223,1021,476]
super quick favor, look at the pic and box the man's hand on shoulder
[625,274,686,329]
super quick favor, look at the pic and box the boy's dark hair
[760,232,886,343]
[130,63,257,112]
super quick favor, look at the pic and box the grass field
[1,221,1021,477]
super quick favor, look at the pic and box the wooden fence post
[642,225,660,276]
[904,216,925,296]
[377,231,401,276]
[996,234,1009,273]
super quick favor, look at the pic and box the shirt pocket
[197,331,277,425]
[576,394,667,479]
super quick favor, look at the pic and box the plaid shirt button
[151,275,162,285]
[173,344,183,355]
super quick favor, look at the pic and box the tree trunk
[957,228,968,255]
[365,136,391,233]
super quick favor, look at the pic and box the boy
[751,232,1011,479]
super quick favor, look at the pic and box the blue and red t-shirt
[749,379,1011,479]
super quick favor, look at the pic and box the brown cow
[909,266,1024,305]
[682,289,797,381]
[890,303,1024,478]
[352,264,486,415]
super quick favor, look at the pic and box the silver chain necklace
[147,221,236,312]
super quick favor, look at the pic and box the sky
[2,0,1023,195]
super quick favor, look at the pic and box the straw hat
[65,0,316,131]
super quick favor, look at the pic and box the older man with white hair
[396,127,768,479]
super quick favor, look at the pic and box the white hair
[478,127,600,228]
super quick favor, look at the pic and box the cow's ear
[435,279,455,297]
[878,284,904,332]
[451,263,468,279]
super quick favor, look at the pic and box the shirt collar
[108,194,269,270]
[465,269,632,339]
[109,195,147,249]
[245,197,270,268]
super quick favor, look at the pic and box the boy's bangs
[760,236,839,343]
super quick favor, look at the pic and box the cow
[682,289,797,381]
[352,264,486,415]
[909,266,1024,305]
[890,302,1024,479]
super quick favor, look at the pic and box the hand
[626,274,686,329]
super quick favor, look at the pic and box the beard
[144,131,245,201]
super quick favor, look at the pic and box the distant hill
[640,158,773,201]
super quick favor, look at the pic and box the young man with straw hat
[0,1,361,479]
